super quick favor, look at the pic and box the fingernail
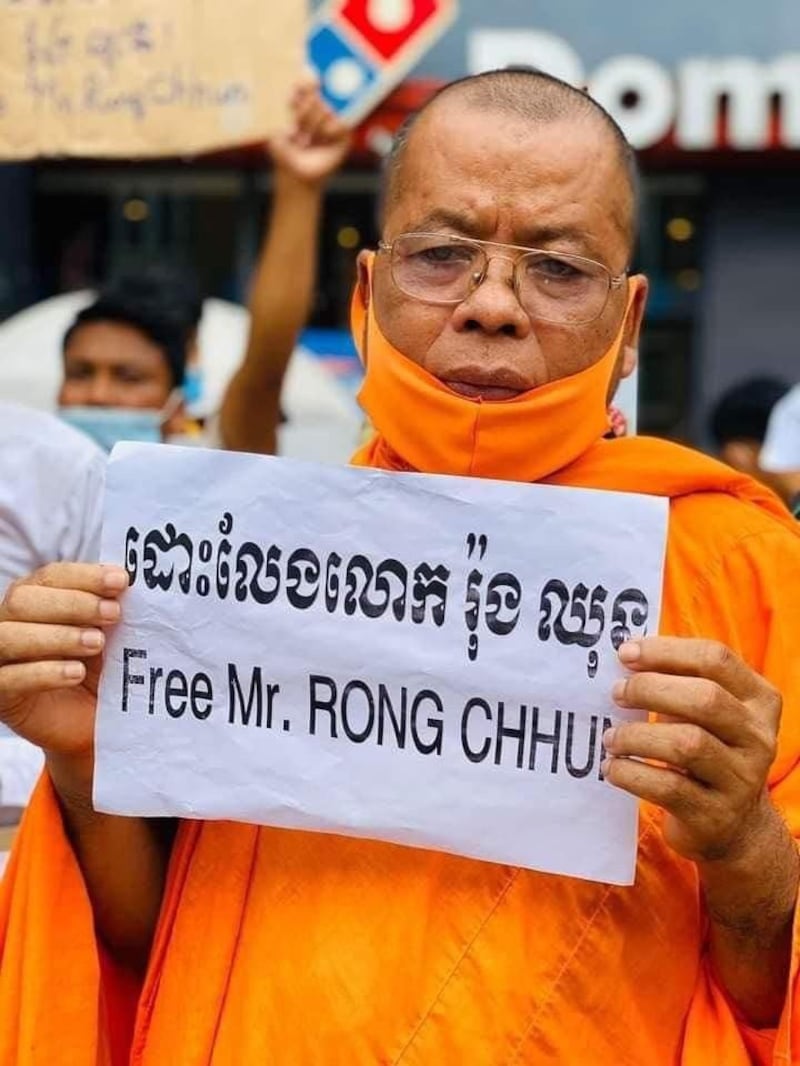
[611,680,628,705]
[600,758,613,778]
[63,662,85,680]
[98,599,121,621]
[102,568,129,592]
[602,727,617,749]
[80,629,105,649]
[618,642,641,664]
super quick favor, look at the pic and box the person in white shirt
[0,402,104,592]
[0,402,105,816]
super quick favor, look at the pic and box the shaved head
[382,68,640,255]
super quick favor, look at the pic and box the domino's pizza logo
[309,0,457,122]
[309,24,380,112]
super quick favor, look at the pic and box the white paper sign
[95,443,668,885]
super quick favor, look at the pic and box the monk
[2,69,800,1065]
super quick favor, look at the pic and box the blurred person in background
[761,383,800,516]
[88,260,206,412]
[58,80,351,455]
[709,375,789,493]
[58,278,192,450]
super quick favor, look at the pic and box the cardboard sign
[0,0,305,160]
[95,443,668,886]
[309,0,458,123]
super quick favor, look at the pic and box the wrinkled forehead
[383,103,634,264]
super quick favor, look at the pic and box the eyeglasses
[377,232,627,327]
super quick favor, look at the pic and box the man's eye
[534,257,583,280]
[64,365,93,381]
[417,245,473,265]
[115,368,146,384]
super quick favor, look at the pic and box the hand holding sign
[0,563,127,786]
[605,635,797,1030]
[603,636,782,864]
[0,561,173,972]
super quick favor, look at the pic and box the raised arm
[0,563,170,974]
[219,81,352,454]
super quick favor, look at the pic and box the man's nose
[450,256,531,338]
[85,372,116,407]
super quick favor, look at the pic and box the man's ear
[163,397,187,439]
[356,250,372,311]
[622,274,648,355]
[620,344,638,380]
[355,250,373,367]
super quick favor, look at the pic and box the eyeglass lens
[389,234,612,325]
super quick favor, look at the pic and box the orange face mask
[353,252,635,483]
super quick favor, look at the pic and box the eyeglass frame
[376,231,629,326]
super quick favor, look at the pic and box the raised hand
[268,78,352,186]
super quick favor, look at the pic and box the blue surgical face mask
[58,391,182,452]
[59,406,162,452]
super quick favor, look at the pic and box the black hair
[381,66,641,253]
[710,376,790,447]
[62,266,202,388]
[109,263,204,332]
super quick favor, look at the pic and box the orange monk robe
[2,280,800,1065]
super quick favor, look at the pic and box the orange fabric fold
[2,282,800,1063]
[0,775,108,1066]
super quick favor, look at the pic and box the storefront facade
[1,0,798,440]
[370,0,800,440]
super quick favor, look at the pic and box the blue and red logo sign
[309,0,458,122]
